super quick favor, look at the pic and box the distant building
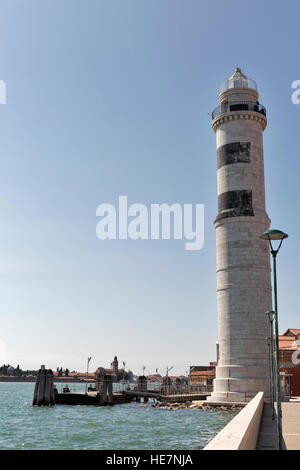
[189,366,215,390]
[173,377,188,392]
[190,366,214,372]
[111,356,118,376]
[279,329,300,396]
[94,367,118,383]
[161,375,172,394]
[104,369,118,382]
[52,355,127,384]
[147,374,162,383]
[7,366,15,376]
[95,355,119,383]
[127,370,134,383]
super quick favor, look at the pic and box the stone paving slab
[257,401,300,450]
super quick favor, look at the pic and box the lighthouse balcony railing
[212,101,266,120]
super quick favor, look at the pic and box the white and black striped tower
[209,68,272,403]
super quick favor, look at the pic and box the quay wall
[204,392,264,450]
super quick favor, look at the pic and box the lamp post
[265,336,272,407]
[266,310,275,419]
[260,229,288,450]
[122,361,126,383]
[85,356,91,395]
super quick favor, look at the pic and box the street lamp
[265,337,272,411]
[85,356,92,395]
[260,229,288,450]
[265,310,275,420]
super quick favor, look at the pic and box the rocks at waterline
[152,401,243,411]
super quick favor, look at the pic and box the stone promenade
[257,398,300,450]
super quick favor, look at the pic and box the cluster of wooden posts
[32,367,55,406]
[32,368,157,407]
[95,367,113,404]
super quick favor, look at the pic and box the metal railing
[212,101,266,120]
[160,384,213,395]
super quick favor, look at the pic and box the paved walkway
[257,399,300,450]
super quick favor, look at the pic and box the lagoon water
[0,382,236,450]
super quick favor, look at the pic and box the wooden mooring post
[95,367,113,405]
[33,366,55,406]
[137,375,147,392]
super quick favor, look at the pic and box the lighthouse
[208,68,272,403]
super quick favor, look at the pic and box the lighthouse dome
[220,67,257,93]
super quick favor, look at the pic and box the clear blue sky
[0,0,299,375]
